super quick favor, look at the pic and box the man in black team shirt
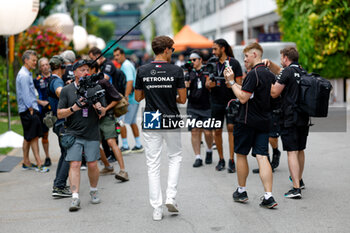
[135,36,186,221]
[185,50,213,168]
[224,42,278,209]
[264,46,309,199]
[206,38,243,173]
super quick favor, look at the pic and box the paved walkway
[1,104,349,233]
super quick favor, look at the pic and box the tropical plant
[17,25,68,59]
[276,0,350,79]
[171,0,186,35]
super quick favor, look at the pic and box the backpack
[113,69,127,96]
[293,68,332,117]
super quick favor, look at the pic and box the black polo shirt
[210,57,243,105]
[276,62,309,127]
[236,63,274,132]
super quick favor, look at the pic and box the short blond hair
[243,42,263,56]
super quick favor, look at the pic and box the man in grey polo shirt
[57,59,105,212]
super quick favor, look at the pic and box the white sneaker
[165,198,179,213]
[153,207,163,221]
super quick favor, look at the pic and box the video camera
[181,61,194,81]
[203,57,226,82]
[76,72,105,114]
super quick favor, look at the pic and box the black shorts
[269,112,281,138]
[187,108,212,130]
[280,125,309,151]
[19,109,43,141]
[211,104,234,129]
[234,123,269,156]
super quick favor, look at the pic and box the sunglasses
[169,47,175,53]
[190,58,198,62]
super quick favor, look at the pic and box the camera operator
[185,50,213,168]
[205,38,243,173]
[224,42,278,209]
[264,46,309,199]
[47,55,72,198]
[57,59,105,212]
[60,50,76,85]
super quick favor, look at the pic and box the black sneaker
[193,158,203,168]
[289,176,305,189]
[131,145,144,153]
[271,149,281,169]
[205,151,212,164]
[232,188,248,203]
[252,168,260,174]
[260,196,278,209]
[284,187,302,199]
[227,159,236,173]
[215,159,225,171]
[52,187,72,198]
[300,179,305,189]
[44,157,52,167]
[252,167,275,174]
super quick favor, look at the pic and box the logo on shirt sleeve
[150,69,156,75]
[105,64,112,72]
[143,110,161,129]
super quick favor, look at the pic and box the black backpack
[294,68,332,117]
[113,69,127,96]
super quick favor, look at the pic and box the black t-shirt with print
[236,63,274,132]
[58,83,105,140]
[135,61,185,128]
[187,68,211,110]
[210,57,243,106]
[276,62,309,127]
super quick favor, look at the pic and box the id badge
[197,79,202,89]
[40,80,46,89]
[82,108,88,117]
[217,80,221,86]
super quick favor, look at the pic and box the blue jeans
[53,121,70,189]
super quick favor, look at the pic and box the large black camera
[78,72,104,92]
[181,61,194,81]
[203,57,226,82]
[226,99,241,121]
[76,72,105,113]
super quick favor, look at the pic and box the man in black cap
[57,59,105,212]
[47,55,72,198]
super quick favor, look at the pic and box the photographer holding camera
[57,59,106,212]
[185,50,213,168]
[205,39,243,172]
[224,42,278,209]
[61,50,76,85]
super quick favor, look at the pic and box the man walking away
[135,36,186,221]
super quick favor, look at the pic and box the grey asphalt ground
[1,104,350,233]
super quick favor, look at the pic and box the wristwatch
[229,80,235,86]
[70,107,74,113]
